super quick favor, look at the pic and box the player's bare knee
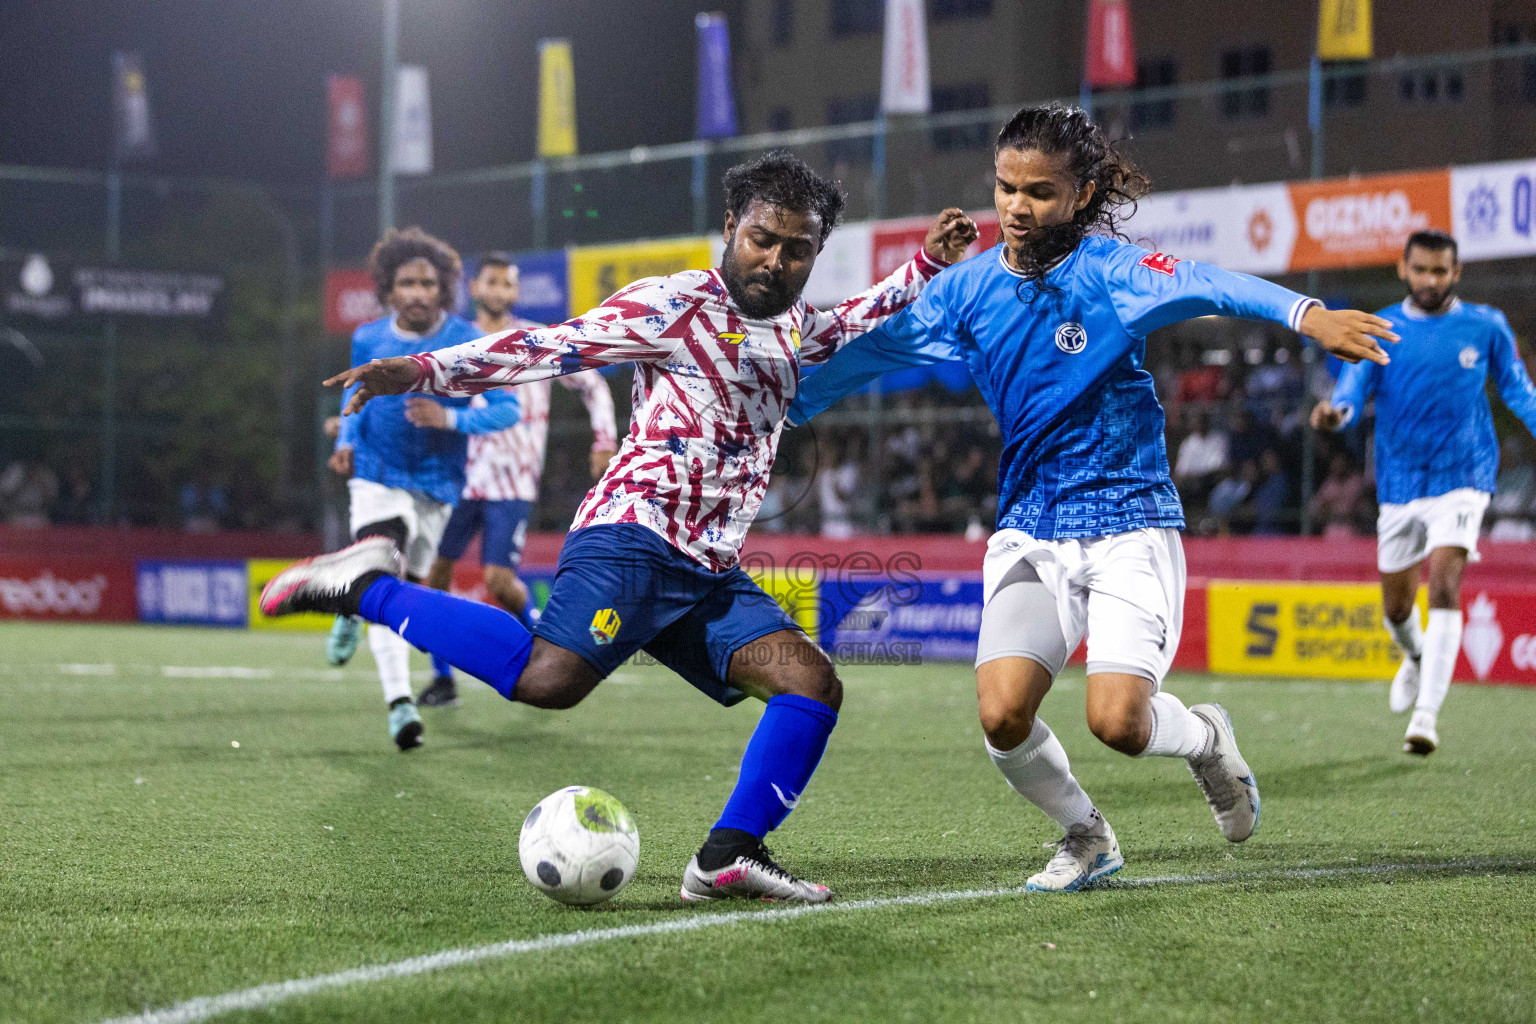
[1427,574,1462,610]
[1087,703,1148,755]
[978,699,1034,750]
[784,662,842,711]
[516,644,596,710]
[1383,597,1417,625]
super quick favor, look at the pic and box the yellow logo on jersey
[589,608,622,645]
[717,332,746,345]
[791,328,801,350]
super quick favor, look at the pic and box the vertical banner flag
[1318,0,1373,61]
[392,65,433,175]
[538,39,578,158]
[111,52,157,161]
[326,75,369,180]
[1085,0,1137,88]
[695,13,738,140]
[880,0,930,114]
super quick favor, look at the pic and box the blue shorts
[533,523,801,706]
[437,499,531,569]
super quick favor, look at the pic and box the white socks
[1385,611,1424,662]
[1139,691,1213,759]
[986,719,1097,832]
[368,624,414,705]
[1418,608,1462,716]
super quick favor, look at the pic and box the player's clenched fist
[1300,306,1400,366]
[923,207,980,265]
[325,356,424,414]
[1310,400,1347,432]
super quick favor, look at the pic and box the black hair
[476,251,514,272]
[994,103,1152,288]
[367,226,462,309]
[1404,230,1458,262]
[722,149,847,247]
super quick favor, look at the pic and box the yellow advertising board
[247,558,334,632]
[567,237,712,317]
[537,38,578,158]
[1318,0,1373,61]
[744,566,822,642]
[1207,581,1423,679]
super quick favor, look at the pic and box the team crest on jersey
[589,608,622,646]
[1459,346,1479,369]
[1055,322,1088,354]
[1138,252,1181,276]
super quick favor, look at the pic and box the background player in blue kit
[789,104,1398,891]
[1312,230,1536,756]
[325,228,522,749]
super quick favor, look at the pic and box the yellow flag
[1318,0,1372,61]
[537,38,577,158]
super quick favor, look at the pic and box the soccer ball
[518,786,640,906]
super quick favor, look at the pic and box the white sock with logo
[368,624,414,705]
[1139,691,1214,759]
[985,719,1098,832]
[1417,609,1462,716]
[1385,610,1424,662]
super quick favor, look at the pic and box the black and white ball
[518,786,640,906]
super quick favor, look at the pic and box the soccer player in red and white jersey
[416,255,618,707]
[264,151,977,901]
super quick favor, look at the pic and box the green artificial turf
[3,622,1533,1024]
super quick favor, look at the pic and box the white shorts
[976,527,1185,687]
[1376,488,1489,574]
[347,478,452,578]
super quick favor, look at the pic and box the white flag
[392,65,433,176]
[880,0,930,114]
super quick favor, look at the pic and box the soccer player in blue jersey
[1312,230,1536,756]
[326,228,521,749]
[788,105,1397,891]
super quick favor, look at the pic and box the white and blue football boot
[1026,813,1123,892]
[387,698,424,751]
[1188,703,1260,842]
[326,615,363,667]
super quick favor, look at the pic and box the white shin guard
[985,719,1097,832]
[1417,608,1462,716]
[367,624,414,705]
[1139,691,1212,759]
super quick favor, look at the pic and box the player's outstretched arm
[326,357,422,415]
[1299,306,1399,366]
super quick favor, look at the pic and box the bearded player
[416,254,619,708]
[1312,230,1536,756]
[262,151,977,901]
[325,228,522,749]
[788,105,1397,891]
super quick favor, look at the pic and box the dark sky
[0,0,729,182]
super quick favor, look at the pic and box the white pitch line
[93,857,1533,1024]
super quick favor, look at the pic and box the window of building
[771,0,794,46]
[931,0,992,20]
[826,95,879,165]
[929,81,991,151]
[1219,45,1272,120]
[1131,58,1177,131]
[1397,69,1467,104]
[1323,63,1368,108]
[1492,19,1536,102]
[766,107,793,133]
[831,0,883,37]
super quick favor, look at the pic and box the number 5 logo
[1245,602,1279,657]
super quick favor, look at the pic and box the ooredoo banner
[0,558,137,622]
[1451,159,1536,263]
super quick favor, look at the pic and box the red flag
[1085,0,1137,89]
[326,75,369,180]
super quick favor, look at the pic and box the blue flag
[695,13,737,140]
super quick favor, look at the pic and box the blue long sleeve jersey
[787,237,1318,539]
[1330,298,1536,505]
[338,314,521,505]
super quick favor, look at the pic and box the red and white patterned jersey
[461,318,619,501]
[409,250,946,570]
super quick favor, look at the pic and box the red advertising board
[323,268,383,335]
[0,557,137,622]
[871,215,1001,282]
[326,75,370,180]
[1086,0,1137,88]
